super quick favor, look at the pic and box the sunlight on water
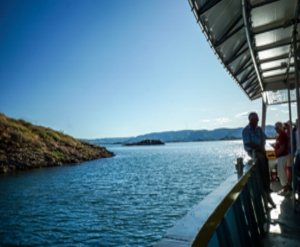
[0,141,248,246]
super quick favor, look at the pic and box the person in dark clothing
[242,112,275,207]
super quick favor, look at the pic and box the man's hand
[245,142,265,153]
[245,140,266,154]
[258,140,266,153]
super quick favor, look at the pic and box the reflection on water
[0,141,247,246]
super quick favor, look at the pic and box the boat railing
[154,159,269,247]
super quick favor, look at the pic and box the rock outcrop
[0,113,114,173]
[124,139,164,146]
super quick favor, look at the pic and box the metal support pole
[293,30,300,212]
[287,74,295,209]
[261,93,267,132]
[293,31,300,149]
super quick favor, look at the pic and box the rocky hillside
[0,113,114,173]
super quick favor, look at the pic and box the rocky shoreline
[0,113,115,173]
[0,141,114,173]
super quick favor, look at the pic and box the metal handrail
[155,159,269,247]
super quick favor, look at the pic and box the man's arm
[245,140,265,153]
[260,139,266,152]
[245,142,260,149]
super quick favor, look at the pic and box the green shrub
[0,113,83,149]
[18,119,33,128]
[50,151,64,159]
[9,131,29,143]
[46,130,60,141]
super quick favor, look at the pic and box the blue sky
[0,0,296,138]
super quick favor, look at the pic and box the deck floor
[264,181,300,247]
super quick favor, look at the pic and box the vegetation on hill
[0,113,114,173]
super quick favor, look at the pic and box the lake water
[0,141,248,246]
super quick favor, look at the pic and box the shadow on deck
[264,181,300,247]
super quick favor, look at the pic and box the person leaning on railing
[242,112,275,208]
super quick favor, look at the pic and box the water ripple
[0,141,248,246]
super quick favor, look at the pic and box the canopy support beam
[241,0,264,91]
[262,64,294,73]
[240,74,257,87]
[251,0,280,9]
[264,72,294,80]
[224,40,247,66]
[251,85,261,97]
[254,19,300,35]
[195,0,222,16]
[233,56,252,76]
[261,93,267,132]
[260,53,291,64]
[240,71,256,85]
[214,14,243,47]
[244,80,257,91]
[257,40,293,52]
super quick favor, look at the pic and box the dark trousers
[248,150,271,192]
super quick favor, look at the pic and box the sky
[0,0,297,139]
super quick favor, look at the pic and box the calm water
[0,141,248,246]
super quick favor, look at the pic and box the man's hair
[248,112,258,121]
[275,122,283,130]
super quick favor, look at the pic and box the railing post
[233,197,253,247]
[248,169,268,236]
[240,184,262,246]
[216,217,234,246]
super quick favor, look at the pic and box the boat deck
[264,181,300,247]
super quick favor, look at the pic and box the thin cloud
[201,119,210,122]
[235,112,249,118]
[235,110,257,118]
[282,110,289,114]
[269,107,277,111]
[214,118,230,125]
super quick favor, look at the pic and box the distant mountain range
[86,125,276,144]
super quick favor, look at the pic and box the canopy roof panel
[188,0,300,103]
[265,89,297,105]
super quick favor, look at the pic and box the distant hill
[87,125,276,144]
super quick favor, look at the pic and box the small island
[0,113,115,173]
[124,139,165,146]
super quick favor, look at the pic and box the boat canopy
[188,0,300,105]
